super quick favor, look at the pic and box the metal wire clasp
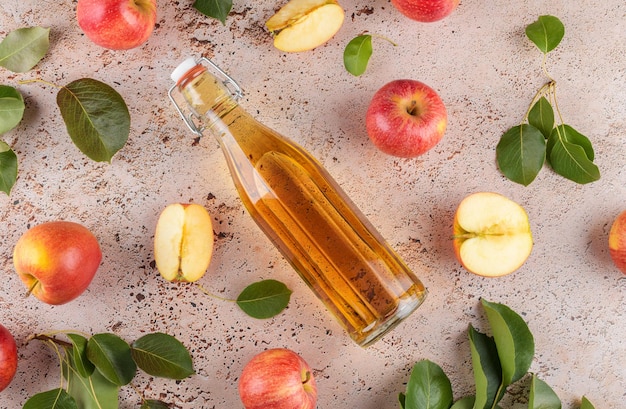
[167,57,243,137]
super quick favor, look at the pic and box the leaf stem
[548,81,566,126]
[27,329,91,343]
[522,80,555,123]
[368,32,398,47]
[41,333,108,409]
[18,78,62,89]
[30,334,73,348]
[31,334,69,391]
[194,282,236,303]
[541,53,555,83]
[129,383,147,404]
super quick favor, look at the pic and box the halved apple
[266,0,345,52]
[453,192,533,277]
[154,203,214,282]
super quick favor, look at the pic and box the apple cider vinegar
[169,57,427,347]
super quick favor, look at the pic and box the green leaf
[236,279,292,319]
[344,35,373,76]
[0,140,18,195]
[0,27,50,73]
[56,78,130,163]
[529,374,561,409]
[22,388,78,409]
[399,393,406,408]
[65,365,120,409]
[193,0,232,24]
[86,333,137,386]
[527,97,554,139]
[450,396,475,409]
[481,299,534,386]
[525,16,565,54]
[468,325,502,409]
[23,388,78,409]
[580,396,595,409]
[131,333,195,379]
[404,360,453,409]
[547,124,594,161]
[66,334,95,378]
[141,400,171,409]
[496,124,546,186]
[546,125,600,184]
[0,85,25,134]
[0,86,21,194]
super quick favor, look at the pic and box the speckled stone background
[1,1,625,408]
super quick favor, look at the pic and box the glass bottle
[168,57,427,347]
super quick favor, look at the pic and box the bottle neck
[177,65,239,122]
[175,64,206,89]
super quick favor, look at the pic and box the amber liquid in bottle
[172,60,427,347]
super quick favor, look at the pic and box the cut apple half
[154,203,214,282]
[453,192,533,277]
[266,0,345,52]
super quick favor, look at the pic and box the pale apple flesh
[154,203,214,283]
[266,0,345,52]
[453,192,533,277]
[609,210,626,274]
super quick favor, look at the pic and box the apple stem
[25,279,40,298]
[303,370,311,384]
[407,100,420,116]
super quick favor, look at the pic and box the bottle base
[352,289,428,348]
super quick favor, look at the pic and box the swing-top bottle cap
[171,57,198,83]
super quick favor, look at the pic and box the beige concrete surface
[1,1,625,408]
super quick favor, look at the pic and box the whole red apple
[366,79,447,158]
[239,348,317,409]
[77,0,157,50]
[0,323,18,392]
[13,221,102,305]
[609,210,626,274]
[391,0,459,22]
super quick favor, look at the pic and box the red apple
[239,348,317,409]
[0,324,17,392]
[76,0,157,50]
[390,0,459,22]
[366,79,447,158]
[13,221,102,305]
[609,210,626,274]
